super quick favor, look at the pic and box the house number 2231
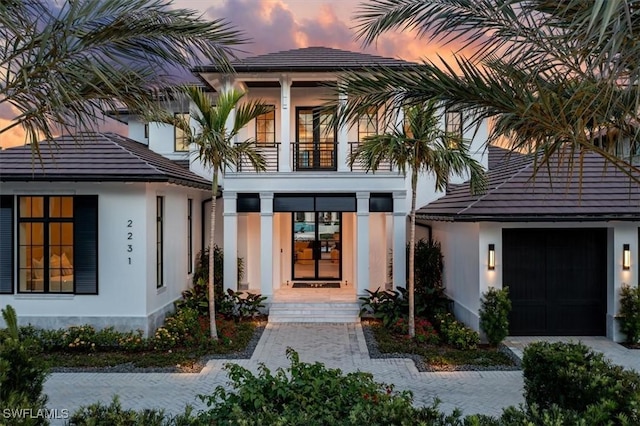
[127,219,133,264]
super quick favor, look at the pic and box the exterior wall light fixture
[488,244,495,270]
[623,244,631,270]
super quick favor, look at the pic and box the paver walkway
[44,323,524,423]
[44,324,640,424]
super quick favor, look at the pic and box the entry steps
[268,301,361,323]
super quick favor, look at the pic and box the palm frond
[0,0,246,146]
[342,0,640,182]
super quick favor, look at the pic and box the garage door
[503,228,607,336]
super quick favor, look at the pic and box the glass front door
[293,212,341,280]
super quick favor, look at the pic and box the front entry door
[293,212,341,280]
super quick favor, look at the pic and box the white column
[611,224,638,341]
[279,75,291,172]
[392,191,407,289]
[223,191,238,291]
[337,86,349,171]
[260,192,274,296]
[356,192,370,295]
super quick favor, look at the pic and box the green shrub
[152,327,180,351]
[359,287,409,328]
[434,313,479,350]
[198,347,464,425]
[392,317,440,344]
[188,247,245,315]
[61,325,98,351]
[619,284,640,344]
[154,306,208,350]
[68,396,201,426]
[479,287,512,346]
[522,341,640,423]
[116,330,147,352]
[0,305,49,424]
[219,290,266,321]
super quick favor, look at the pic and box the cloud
[203,0,472,65]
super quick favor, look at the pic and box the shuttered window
[0,196,13,294]
[1,195,98,295]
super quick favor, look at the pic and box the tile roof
[418,147,640,221]
[195,46,419,73]
[0,133,210,190]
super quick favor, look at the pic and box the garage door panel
[509,304,547,336]
[552,303,604,335]
[504,228,606,336]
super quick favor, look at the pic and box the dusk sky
[1,0,465,147]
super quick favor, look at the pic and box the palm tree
[338,0,640,180]
[349,100,486,337]
[0,0,244,148]
[170,86,270,339]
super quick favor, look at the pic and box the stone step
[268,302,361,323]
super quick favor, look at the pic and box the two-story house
[0,47,488,330]
[164,47,487,321]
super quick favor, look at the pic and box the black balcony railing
[236,142,280,172]
[348,142,393,172]
[292,141,337,171]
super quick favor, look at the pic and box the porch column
[392,191,407,289]
[260,192,274,296]
[356,192,370,295]
[223,191,238,291]
[337,85,349,172]
[279,75,291,172]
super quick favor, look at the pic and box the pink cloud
[204,0,472,65]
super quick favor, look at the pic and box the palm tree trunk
[209,165,219,340]
[408,168,418,338]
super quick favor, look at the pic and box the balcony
[236,142,280,172]
[292,142,337,171]
[233,141,394,173]
[348,142,392,172]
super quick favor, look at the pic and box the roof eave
[416,213,640,222]
[0,175,211,190]
[194,64,417,74]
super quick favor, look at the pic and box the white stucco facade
[0,181,208,335]
[428,220,639,342]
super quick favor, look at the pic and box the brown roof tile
[0,133,210,190]
[418,147,640,221]
[195,46,418,73]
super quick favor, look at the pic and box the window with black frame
[358,107,378,141]
[174,112,190,152]
[18,196,74,293]
[156,196,164,288]
[256,106,275,144]
[445,108,463,140]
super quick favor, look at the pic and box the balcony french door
[295,107,336,171]
[292,212,341,280]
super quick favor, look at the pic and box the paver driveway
[44,323,525,422]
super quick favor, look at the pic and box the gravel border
[361,323,522,372]
[50,323,266,374]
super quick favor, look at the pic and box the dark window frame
[174,112,190,152]
[255,105,276,145]
[187,198,193,274]
[358,108,378,141]
[445,108,464,139]
[156,196,164,288]
[17,196,75,294]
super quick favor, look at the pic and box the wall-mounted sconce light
[623,244,631,270]
[488,244,495,270]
